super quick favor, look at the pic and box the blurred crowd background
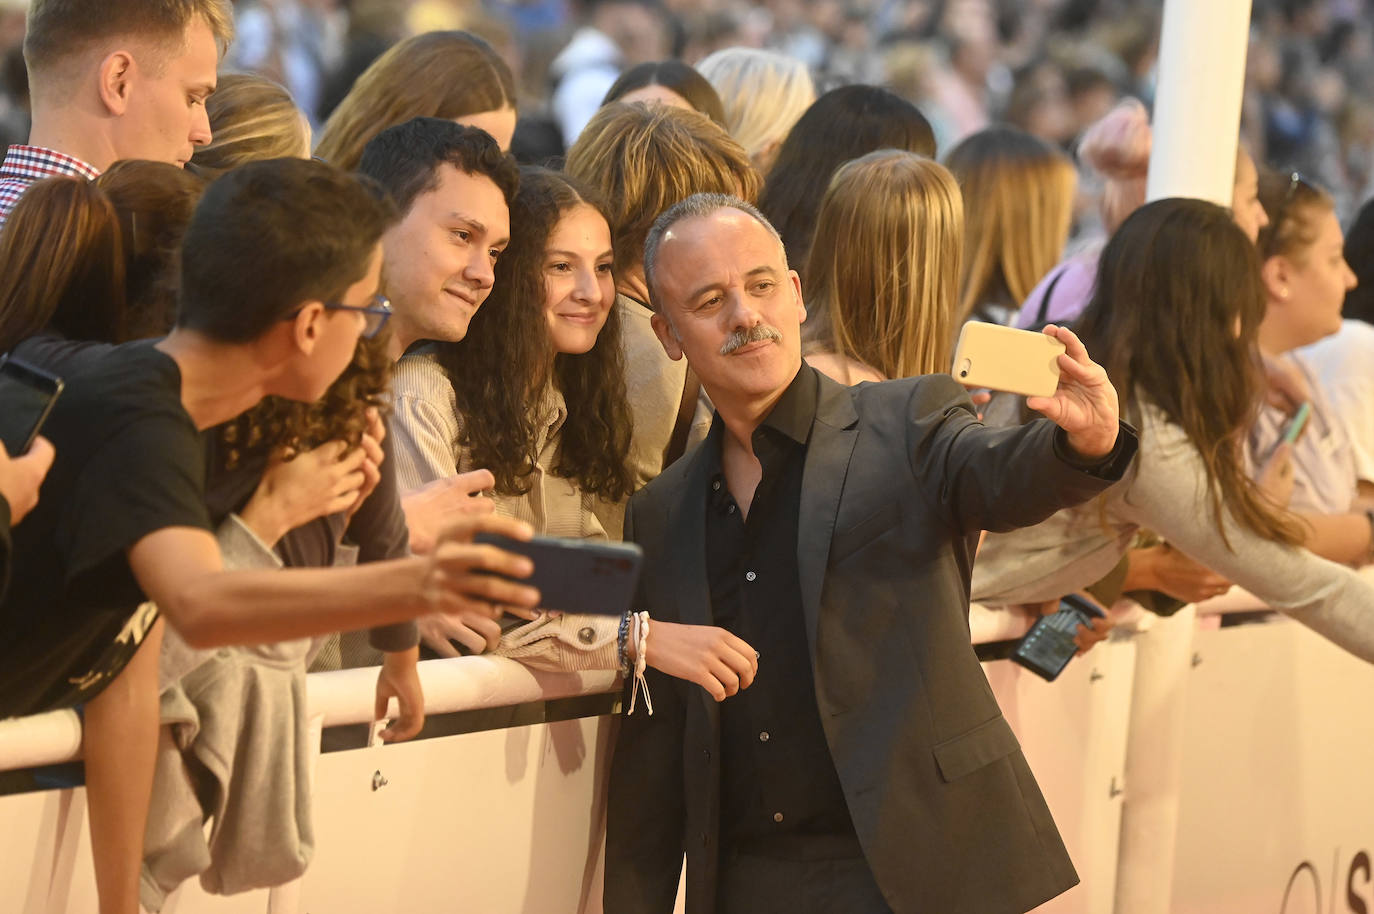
[0,0,1370,222]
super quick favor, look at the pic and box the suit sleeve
[603,497,688,914]
[904,374,1137,536]
[0,494,11,602]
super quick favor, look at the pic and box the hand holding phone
[473,532,643,617]
[0,435,55,525]
[1011,594,1107,682]
[951,322,1065,398]
[0,356,63,457]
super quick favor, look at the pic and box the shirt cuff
[1052,421,1139,481]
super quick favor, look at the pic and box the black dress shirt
[704,365,861,862]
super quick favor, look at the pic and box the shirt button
[758,731,770,742]
[727,504,736,514]
[773,812,784,823]
[578,626,595,644]
[702,748,711,761]
[745,571,757,582]
[712,480,721,491]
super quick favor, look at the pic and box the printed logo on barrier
[1281,850,1372,914]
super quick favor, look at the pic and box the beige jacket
[391,350,624,669]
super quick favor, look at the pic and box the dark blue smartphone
[1010,593,1105,681]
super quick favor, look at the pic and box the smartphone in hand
[1011,594,1105,682]
[0,356,63,456]
[473,533,643,617]
[951,323,1065,398]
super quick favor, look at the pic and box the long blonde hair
[945,126,1076,323]
[190,74,309,178]
[314,31,515,172]
[803,151,964,379]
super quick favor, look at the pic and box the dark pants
[716,848,893,914]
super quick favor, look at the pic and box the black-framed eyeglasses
[325,294,391,339]
[286,294,392,338]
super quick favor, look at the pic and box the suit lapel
[797,377,860,663]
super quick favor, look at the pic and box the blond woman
[802,150,963,385]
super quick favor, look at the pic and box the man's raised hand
[1025,324,1120,459]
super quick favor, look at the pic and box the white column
[1113,606,1198,914]
[1145,0,1254,206]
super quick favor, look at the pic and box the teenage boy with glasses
[0,158,541,914]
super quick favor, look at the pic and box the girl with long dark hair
[973,198,1374,661]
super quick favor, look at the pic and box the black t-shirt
[0,340,211,718]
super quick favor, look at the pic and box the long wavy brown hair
[1075,198,1304,548]
[436,167,633,500]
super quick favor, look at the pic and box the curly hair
[219,332,394,470]
[436,166,633,500]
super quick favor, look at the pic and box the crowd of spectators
[2,0,1374,913]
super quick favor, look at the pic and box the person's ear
[97,50,136,116]
[789,269,807,325]
[650,310,684,361]
[290,302,326,354]
[1261,255,1291,303]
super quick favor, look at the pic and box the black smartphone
[1010,593,1105,682]
[0,356,63,456]
[473,532,643,617]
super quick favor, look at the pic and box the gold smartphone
[950,322,1065,398]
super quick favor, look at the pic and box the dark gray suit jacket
[605,370,1136,914]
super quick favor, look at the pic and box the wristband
[627,611,654,716]
[616,609,632,674]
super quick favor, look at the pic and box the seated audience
[973,197,1374,664]
[758,85,937,281]
[696,47,815,176]
[602,60,727,126]
[0,0,229,223]
[0,158,539,914]
[565,102,761,486]
[801,150,962,383]
[314,31,518,170]
[945,126,1076,326]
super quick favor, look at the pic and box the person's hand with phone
[635,620,759,702]
[1123,543,1233,605]
[1025,324,1121,459]
[401,469,497,555]
[419,514,540,647]
[0,436,55,525]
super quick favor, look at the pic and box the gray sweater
[973,400,1374,662]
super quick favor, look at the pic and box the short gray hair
[643,193,785,310]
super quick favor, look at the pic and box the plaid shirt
[0,145,102,225]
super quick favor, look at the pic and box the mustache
[719,324,783,355]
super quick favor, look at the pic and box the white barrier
[4,599,1374,914]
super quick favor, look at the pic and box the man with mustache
[604,193,1138,914]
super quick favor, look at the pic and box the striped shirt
[0,145,102,224]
